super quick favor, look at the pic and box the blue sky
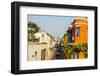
[28,15,84,38]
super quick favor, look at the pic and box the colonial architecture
[67,18,88,45]
[28,32,56,61]
[64,18,88,59]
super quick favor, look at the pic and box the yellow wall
[64,34,68,46]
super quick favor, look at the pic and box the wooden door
[41,49,46,60]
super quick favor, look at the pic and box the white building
[28,32,56,61]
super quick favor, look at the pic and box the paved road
[55,42,65,59]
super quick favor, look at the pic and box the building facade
[67,18,88,44]
[28,32,56,61]
[64,18,88,59]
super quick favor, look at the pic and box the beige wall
[27,42,47,61]
[27,42,56,61]
[28,32,56,61]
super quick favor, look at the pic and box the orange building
[64,18,88,59]
[67,18,88,44]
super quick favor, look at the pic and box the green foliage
[64,43,88,59]
[28,22,40,42]
[28,22,40,33]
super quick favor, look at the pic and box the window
[32,51,37,57]
[75,27,80,38]
[42,34,45,38]
[68,31,72,43]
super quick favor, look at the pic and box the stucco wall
[27,42,47,61]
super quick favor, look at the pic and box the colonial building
[67,18,88,45]
[28,32,56,61]
[64,18,88,59]
[28,42,47,61]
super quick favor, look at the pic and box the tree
[28,22,40,33]
[28,22,40,42]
